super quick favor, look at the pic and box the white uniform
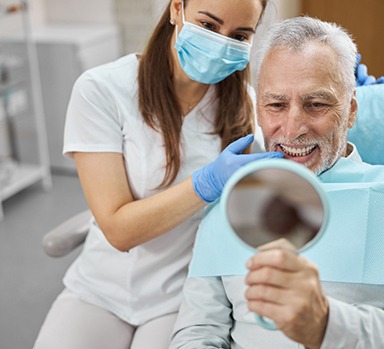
[62,53,224,325]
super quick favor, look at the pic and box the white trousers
[33,288,178,349]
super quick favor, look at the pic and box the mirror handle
[255,314,277,330]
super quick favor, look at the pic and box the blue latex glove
[192,134,284,202]
[355,53,384,86]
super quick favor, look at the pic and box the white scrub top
[62,53,224,325]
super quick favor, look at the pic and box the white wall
[43,0,115,24]
[255,0,302,39]
[23,0,300,53]
[10,0,301,65]
[114,0,155,54]
[273,0,301,19]
[249,0,301,78]
[0,0,116,35]
[28,0,47,28]
[122,0,301,54]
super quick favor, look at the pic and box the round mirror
[220,159,329,330]
[222,159,328,252]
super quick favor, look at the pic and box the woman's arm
[74,135,281,251]
[74,152,205,251]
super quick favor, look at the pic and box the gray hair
[254,16,357,97]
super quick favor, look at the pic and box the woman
[33,0,280,348]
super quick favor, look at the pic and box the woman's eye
[232,34,248,42]
[201,22,216,31]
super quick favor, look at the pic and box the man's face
[257,43,357,174]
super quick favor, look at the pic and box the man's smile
[279,144,317,157]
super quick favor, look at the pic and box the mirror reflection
[226,167,324,251]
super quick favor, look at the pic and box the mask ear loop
[181,0,185,24]
[174,1,185,42]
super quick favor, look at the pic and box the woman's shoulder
[74,53,140,94]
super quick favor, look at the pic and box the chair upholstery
[348,84,384,165]
[42,209,92,257]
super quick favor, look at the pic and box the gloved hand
[192,134,284,202]
[355,53,384,86]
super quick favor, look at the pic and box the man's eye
[307,102,329,111]
[312,102,327,108]
[268,103,285,110]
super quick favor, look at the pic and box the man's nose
[282,107,309,139]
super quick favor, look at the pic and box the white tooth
[281,144,315,156]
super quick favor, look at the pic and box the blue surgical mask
[174,5,252,84]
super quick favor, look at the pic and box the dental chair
[42,84,384,257]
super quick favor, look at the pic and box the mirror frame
[220,158,330,253]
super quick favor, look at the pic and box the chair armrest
[42,209,93,257]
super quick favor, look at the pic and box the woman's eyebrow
[238,26,256,33]
[198,11,256,33]
[198,11,224,24]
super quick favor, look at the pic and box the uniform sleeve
[63,70,123,158]
[170,277,233,349]
[321,297,384,348]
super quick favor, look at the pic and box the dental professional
[170,17,384,349]
[33,1,284,349]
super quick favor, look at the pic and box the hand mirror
[220,159,329,330]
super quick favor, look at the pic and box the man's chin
[282,157,327,175]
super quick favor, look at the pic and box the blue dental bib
[189,158,384,285]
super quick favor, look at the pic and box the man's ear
[348,90,358,129]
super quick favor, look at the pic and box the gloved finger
[226,134,255,154]
[236,151,284,166]
[363,75,376,86]
[356,64,368,83]
[253,151,284,160]
[376,76,384,84]
[355,53,362,66]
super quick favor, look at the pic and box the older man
[170,17,384,349]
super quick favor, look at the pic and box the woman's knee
[33,289,134,349]
[130,313,178,349]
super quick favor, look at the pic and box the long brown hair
[138,0,268,188]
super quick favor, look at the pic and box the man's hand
[245,241,329,349]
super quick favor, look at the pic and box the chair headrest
[348,84,384,165]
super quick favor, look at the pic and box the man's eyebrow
[198,11,256,33]
[301,91,336,101]
[261,93,288,102]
